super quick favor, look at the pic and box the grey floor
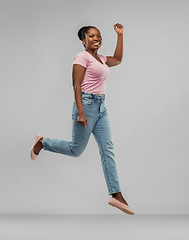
[0,214,188,240]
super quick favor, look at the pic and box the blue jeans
[42,92,121,195]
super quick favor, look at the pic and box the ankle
[112,192,128,206]
[112,192,121,198]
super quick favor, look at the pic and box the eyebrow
[87,32,101,35]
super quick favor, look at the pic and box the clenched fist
[114,23,124,34]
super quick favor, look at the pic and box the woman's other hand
[77,113,87,127]
[114,23,124,34]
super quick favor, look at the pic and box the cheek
[88,39,93,44]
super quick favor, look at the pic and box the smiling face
[83,27,102,51]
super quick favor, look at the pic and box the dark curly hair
[77,26,96,47]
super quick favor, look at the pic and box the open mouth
[93,42,101,46]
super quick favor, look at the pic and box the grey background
[0,0,188,215]
[1,215,189,240]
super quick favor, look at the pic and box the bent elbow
[114,57,122,65]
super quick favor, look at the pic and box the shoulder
[73,51,89,68]
[74,51,88,59]
[97,54,107,63]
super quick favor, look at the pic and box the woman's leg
[92,107,129,205]
[42,120,92,157]
[35,101,98,158]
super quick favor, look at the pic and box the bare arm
[72,64,87,127]
[106,23,124,67]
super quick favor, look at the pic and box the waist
[82,91,105,101]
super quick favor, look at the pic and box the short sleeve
[99,54,107,63]
[73,52,88,68]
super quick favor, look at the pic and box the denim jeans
[42,92,121,195]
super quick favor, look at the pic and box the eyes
[89,34,102,38]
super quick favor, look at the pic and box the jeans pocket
[82,96,94,105]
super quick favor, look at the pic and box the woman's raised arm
[106,23,124,67]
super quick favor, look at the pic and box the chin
[93,46,101,50]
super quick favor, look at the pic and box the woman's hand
[114,23,124,34]
[77,113,87,127]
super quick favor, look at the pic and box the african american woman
[30,23,134,215]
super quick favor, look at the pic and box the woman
[30,23,134,215]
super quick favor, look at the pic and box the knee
[100,141,114,157]
[70,147,83,158]
[72,151,82,158]
[105,141,114,152]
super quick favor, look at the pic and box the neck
[85,49,98,56]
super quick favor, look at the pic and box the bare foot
[33,138,43,155]
[112,192,129,206]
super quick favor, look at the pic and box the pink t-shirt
[73,51,110,95]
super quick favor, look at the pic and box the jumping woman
[30,23,134,215]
